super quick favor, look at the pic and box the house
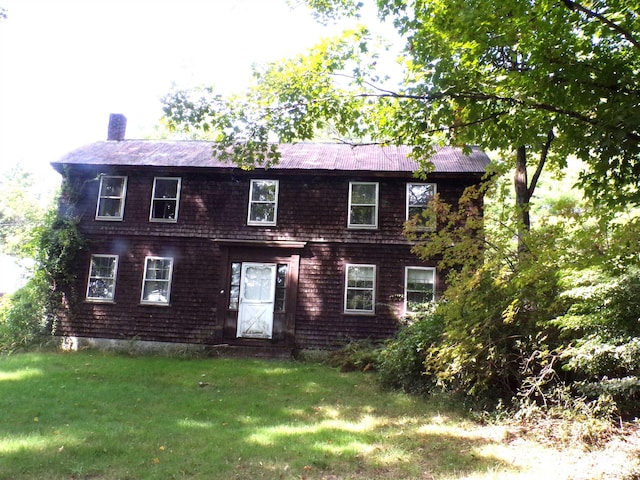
[50,115,490,354]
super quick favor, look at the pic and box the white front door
[237,262,276,339]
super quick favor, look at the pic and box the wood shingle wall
[55,149,486,351]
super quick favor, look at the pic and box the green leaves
[162,0,640,206]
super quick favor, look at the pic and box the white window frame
[140,256,174,305]
[404,266,436,314]
[247,179,279,226]
[86,254,119,302]
[348,181,379,229]
[95,175,127,221]
[406,183,436,230]
[149,177,181,223]
[344,264,376,314]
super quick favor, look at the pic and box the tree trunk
[514,145,531,253]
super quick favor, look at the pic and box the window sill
[343,310,376,316]
[149,218,178,224]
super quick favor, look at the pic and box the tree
[163,0,639,239]
[0,165,53,256]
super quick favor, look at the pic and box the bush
[0,274,50,353]
[327,339,382,372]
[553,267,640,415]
[512,384,618,447]
[378,303,443,394]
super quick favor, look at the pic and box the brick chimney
[107,113,127,141]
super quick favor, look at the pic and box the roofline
[51,162,487,180]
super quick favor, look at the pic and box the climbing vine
[0,175,87,352]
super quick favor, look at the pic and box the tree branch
[527,130,555,198]
[355,90,640,144]
[560,0,640,51]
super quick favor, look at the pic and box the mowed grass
[0,352,636,480]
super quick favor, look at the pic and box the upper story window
[406,183,436,230]
[348,181,378,229]
[344,264,376,313]
[405,266,435,314]
[150,177,181,222]
[141,256,174,305]
[96,175,127,221]
[248,179,279,226]
[86,254,118,302]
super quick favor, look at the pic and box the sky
[0,0,373,185]
[0,0,389,292]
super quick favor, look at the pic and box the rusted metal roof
[51,141,490,174]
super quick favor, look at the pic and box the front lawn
[0,352,637,479]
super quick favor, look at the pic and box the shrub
[0,274,50,353]
[0,202,86,354]
[512,383,618,447]
[378,303,443,394]
[554,267,640,415]
[327,339,382,372]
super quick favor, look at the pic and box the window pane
[406,268,435,312]
[407,290,432,306]
[275,264,287,312]
[275,289,286,312]
[408,268,434,284]
[228,263,241,310]
[146,259,171,280]
[408,184,434,207]
[228,285,239,310]
[346,265,375,312]
[276,264,287,287]
[249,203,275,223]
[408,206,425,218]
[350,206,375,226]
[231,263,241,285]
[90,256,116,277]
[97,198,122,217]
[243,265,273,301]
[141,257,172,304]
[143,281,169,303]
[87,256,117,301]
[351,183,376,203]
[152,200,177,219]
[88,278,115,300]
[101,177,124,196]
[347,266,374,286]
[248,180,278,225]
[407,184,436,229]
[151,178,180,221]
[346,289,373,310]
[154,179,178,198]
[251,181,276,201]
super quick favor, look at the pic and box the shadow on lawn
[0,353,520,479]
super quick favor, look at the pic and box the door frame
[217,243,302,346]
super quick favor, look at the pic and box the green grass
[0,352,636,480]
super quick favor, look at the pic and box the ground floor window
[405,266,435,313]
[344,264,376,313]
[141,256,174,305]
[86,254,118,302]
